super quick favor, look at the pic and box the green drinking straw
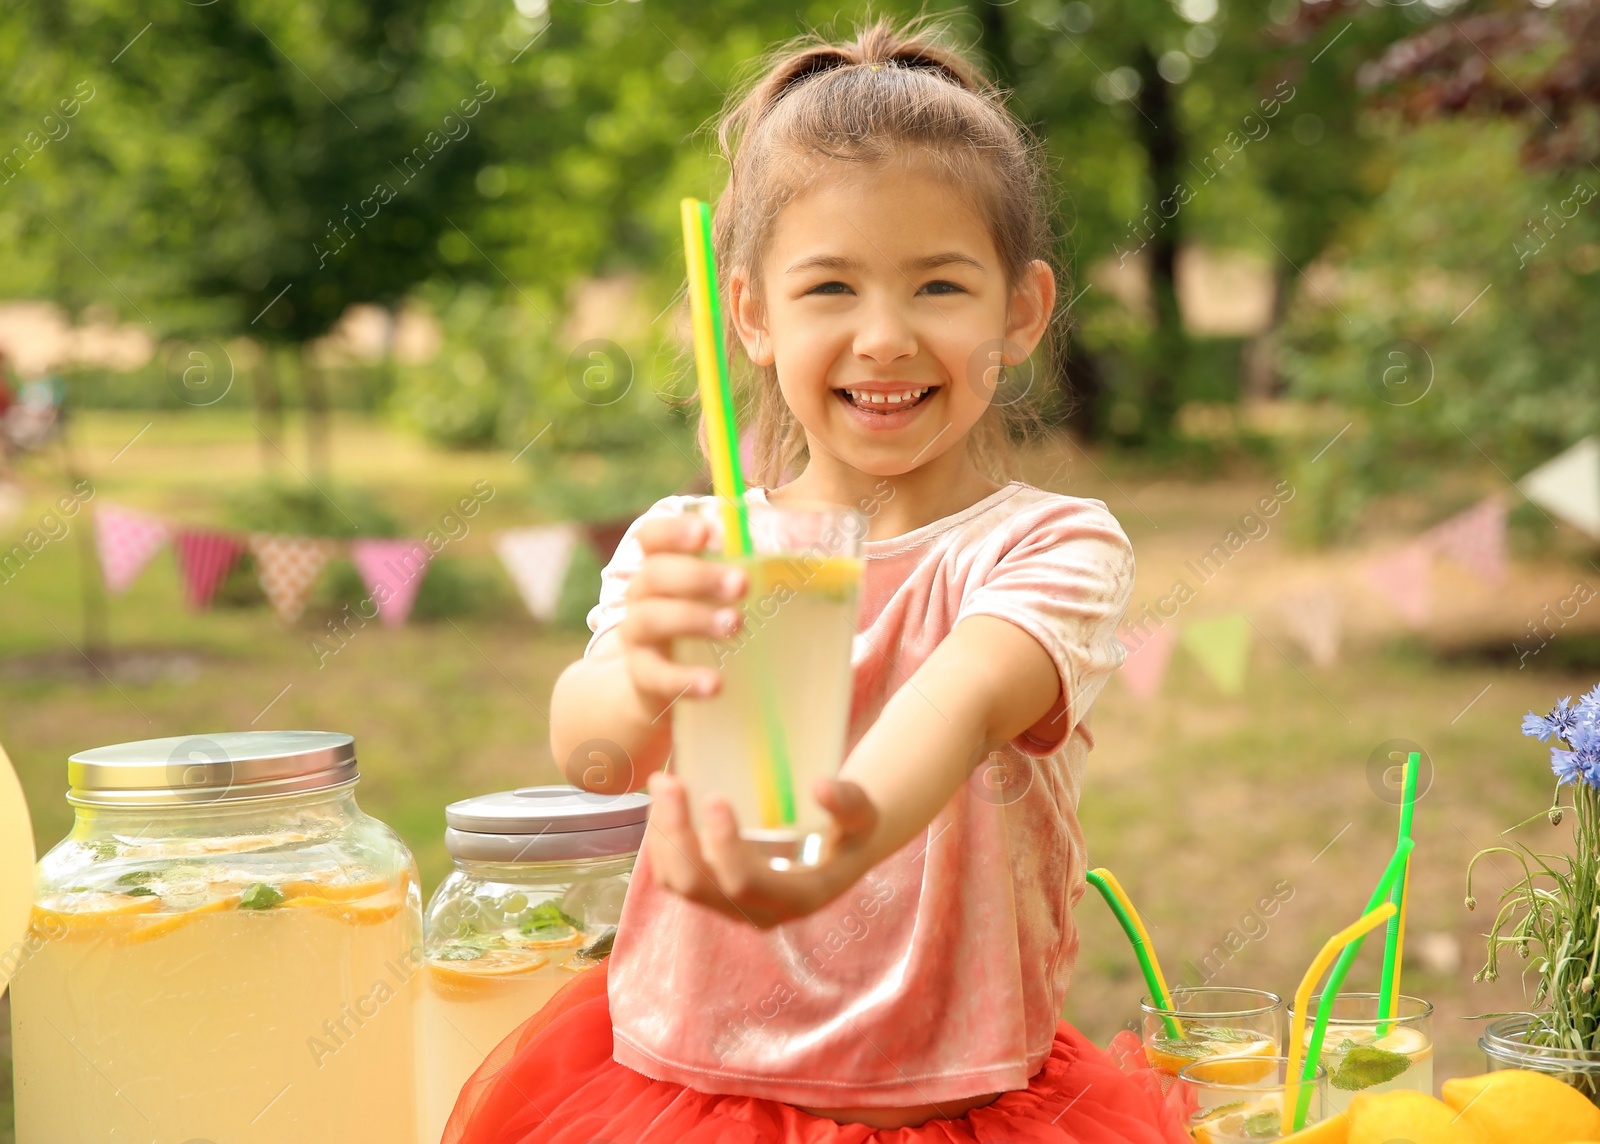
[681,198,796,830]
[1085,869,1181,1040]
[1292,836,1415,1130]
[1376,751,1419,1035]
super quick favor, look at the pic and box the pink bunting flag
[172,529,246,611]
[249,535,338,624]
[1363,541,1432,629]
[350,539,432,626]
[94,503,170,594]
[1425,496,1508,585]
[1116,622,1178,700]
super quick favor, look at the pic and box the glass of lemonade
[9,731,422,1144]
[1289,992,1433,1113]
[420,785,647,1144]
[671,499,864,868]
[1142,987,1284,1084]
[1179,1056,1328,1143]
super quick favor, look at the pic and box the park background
[2,0,1599,1136]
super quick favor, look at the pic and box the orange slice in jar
[117,895,241,945]
[278,878,394,902]
[427,949,552,995]
[281,889,402,925]
[30,895,162,935]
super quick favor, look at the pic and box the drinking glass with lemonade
[671,499,864,868]
[9,732,422,1144]
[1289,992,1434,1114]
[1141,986,1284,1085]
[1178,1055,1328,1143]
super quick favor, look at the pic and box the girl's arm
[644,612,1064,927]
[552,513,750,795]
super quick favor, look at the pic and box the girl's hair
[702,13,1065,489]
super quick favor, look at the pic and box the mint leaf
[1241,1111,1281,1137]
[116,870,156,886]
[435,945,486,962]
[1330,1045,1410,1091]
[519,899,580,940]
[122,886,157,898]
[239,883,284,910]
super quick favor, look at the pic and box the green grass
[1,411,1596,1137]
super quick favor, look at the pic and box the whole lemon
[1442,1069,1600,1144]
[1347,1089,1488,1144]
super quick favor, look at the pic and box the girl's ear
[1003,259,1057,362]
[729,269,775,366]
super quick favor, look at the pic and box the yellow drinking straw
[679,197,796,830]
[1093,868,1174,1006]
[1086,868,1180,1041]
[1281,900,1398,1136]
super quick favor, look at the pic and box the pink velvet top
[584,480,1136,1108]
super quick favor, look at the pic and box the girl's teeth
[845,388,928,408]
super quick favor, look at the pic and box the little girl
[448,18,1187,1144]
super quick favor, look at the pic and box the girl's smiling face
[730,157,1054,481]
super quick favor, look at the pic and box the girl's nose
[851,294,918,364]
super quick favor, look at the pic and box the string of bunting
[1118,490,1524,700]
[91,503,633,627]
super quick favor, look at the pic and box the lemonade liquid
[1144,1025,1279,1082]
[419,934,604,1139]
[1301,1020,1432,1113]
[673,554,861,858]
[1190,1091,1294,1144]
[12,875,418,1144]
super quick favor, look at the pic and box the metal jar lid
[67,731,358,808]
[444,785,651,863]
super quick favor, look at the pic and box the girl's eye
[806,281,852,296]
[919,280,966,296]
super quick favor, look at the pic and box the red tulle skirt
[442,960,1193,1144]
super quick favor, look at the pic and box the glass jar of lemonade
[9,731,421,1144]
[420,785,648,1143]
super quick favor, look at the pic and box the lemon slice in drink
[1372,1025,1431,1060]
[1146,1027,1277,1083]
[1191,1093,1285,1143]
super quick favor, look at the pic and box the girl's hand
[644,770,882,928]
[619,515,747,715]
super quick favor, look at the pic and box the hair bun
[761,18,989,114]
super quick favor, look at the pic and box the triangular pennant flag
[494,525,580,622]
[94,502,170,594]
[1116,622,1178,700]
[1180,614,1252,695]
[1363,541,1431,629]
[350,539,432,626]
[585,519,633,566]
[172,529,246,610]
[1425,496,1508,585]
[248,534,337,624]
[1519,436,1600,538]
[1279,588,1342,667]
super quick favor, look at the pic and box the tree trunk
[253,347,283,475]
[300,349,331,479]
[1133,44,1186,442]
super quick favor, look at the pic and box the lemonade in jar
[8,731,422,1144]
[420,785,647,1142]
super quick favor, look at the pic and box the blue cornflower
[1524,697,1579,743]
[1526,684,1600,788]
[1552,748,1586,786]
